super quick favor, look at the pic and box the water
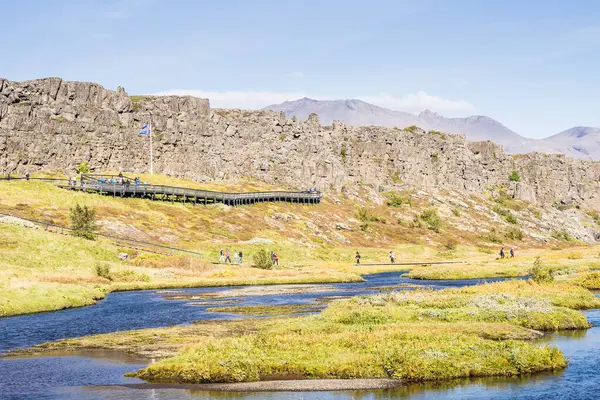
[0,273,597,399]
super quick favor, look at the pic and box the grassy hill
[1,172,599,316]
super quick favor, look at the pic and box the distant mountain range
[264,98,600,160]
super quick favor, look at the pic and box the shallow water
[0,272,596,400]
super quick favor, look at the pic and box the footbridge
[1,174,323,206]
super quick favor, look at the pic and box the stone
[2,77,600,210]
[335,222,353,231]
[118,252,129,261]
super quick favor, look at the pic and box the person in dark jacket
[355,251,361,265]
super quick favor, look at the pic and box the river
[0,273,597,400]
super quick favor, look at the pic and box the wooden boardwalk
[56,174,323,206]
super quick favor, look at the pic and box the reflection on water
[0,274,598,400]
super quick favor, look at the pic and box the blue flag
[139,123,151,135]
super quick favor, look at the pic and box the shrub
[69,204,98,240]
[566,252,583,260]
[587,210,600,225]
[95,262,112,280]
[451,208,461,217]
[420,208,442,232]
[551,230,572,242]
[444,238,457,250]
[403,125,418,133]
[252,249,272,270]
[357,207,380,223]
[391,172,402,184]
[529,257,554,283]
[111,269,150,282]
[340,143,347,162]
[492,205,509,217]
[505,227,524,241]
[75,161,90,174]
[505,213,518,225]
[508,170,521,182]
[481,228,503,244]
[387,193,411,208]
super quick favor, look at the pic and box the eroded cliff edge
[1,77,599,208]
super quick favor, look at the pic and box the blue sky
[2,0,600,138]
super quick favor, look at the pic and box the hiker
[224,249,231,264]
[234,251,240,264]
[25,173,30,181]
[390,251,395,264]
[355,251,361,265]
[272,252,279,266]
[219,249,224,264]
[239,250,243,264]
[109,177,115,184]
[510,248,515,258]
[500,248,505,259]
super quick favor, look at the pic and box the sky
[2,0,600,138]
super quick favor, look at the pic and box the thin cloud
[156,89,475,115]
[287,71,304,79]
[361,91,475,114]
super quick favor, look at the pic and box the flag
[139,123,151,135]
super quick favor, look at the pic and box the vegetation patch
[130,280,596,384]
[205,304,321,316]
[573,271,600,290]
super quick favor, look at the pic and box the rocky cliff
[1,77,600,209]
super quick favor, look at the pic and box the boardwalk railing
[0,174,322,206]
[0,211,203,258]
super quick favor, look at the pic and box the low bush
[420,208,442,232]
[529,257,554,284]
[505,227,524,241]
[94,262,112,280]
[252,249,272,270]
[551,230,573,242]
[111,269,150,282]
[387,193,411,208]
[444,238,458,250]
[508,170,521,182]
[481,228,503,244]
[505,213,518,225]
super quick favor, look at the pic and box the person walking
[239,250,243,264]
[510,248,515,258]
[219,249,224,264]
[355,251,361,265]
[389,251,395,264]
[233,251,239,264]
[272,252,279,266]
[25,173,30,181]
[500,248,505,259]
[224,248,231,264]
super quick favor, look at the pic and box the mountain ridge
[264,98,600,159]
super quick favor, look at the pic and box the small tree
[69,204,98,240]
[508,170,521,182]
[252,249,272,269]
[529,257,554,283]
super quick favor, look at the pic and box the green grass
[130,280,590,384]
[573,271,600,290]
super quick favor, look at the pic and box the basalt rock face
[1,77,600,209]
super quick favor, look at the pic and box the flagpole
[149,121,154,175]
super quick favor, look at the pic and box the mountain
[264,98,597,159]
[541,127,600,159]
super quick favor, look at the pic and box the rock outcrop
[2,77,600,209]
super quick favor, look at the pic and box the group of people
[307,187,319,193]
[217,249,280,266]
[499,247,515,259]
[219,249,243,264]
